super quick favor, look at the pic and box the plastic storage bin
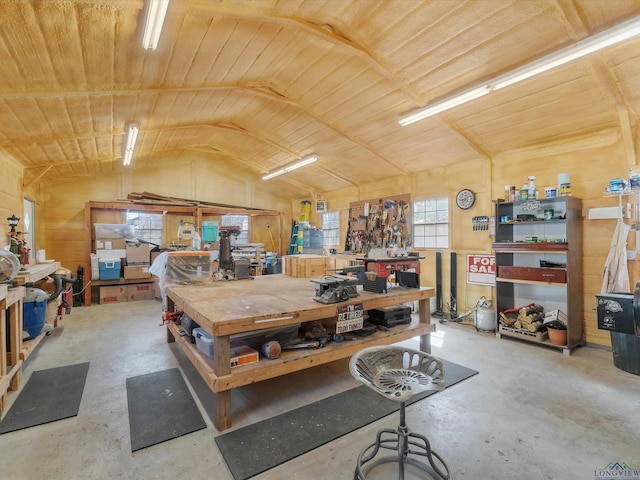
[202,221,219,242]
[99,259,121,280]
[193,327,214,357]
[94,223,134,239]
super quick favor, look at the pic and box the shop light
[262,154,319,180]
[123,123,139,166]
[142,0,170,50]
[399,15,640,126]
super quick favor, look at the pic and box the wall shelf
[493,196,583,355]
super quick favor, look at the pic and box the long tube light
[262,154,319,180]
[123,123,139,166]
[399,15,640,126]
[142,0,170,50]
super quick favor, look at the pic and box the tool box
[367,306,412,327]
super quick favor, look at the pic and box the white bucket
[476,305,497,331]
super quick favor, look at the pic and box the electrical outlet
[626,249,637,261]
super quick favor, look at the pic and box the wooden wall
[317,130,639,348]
[38,155,293,278]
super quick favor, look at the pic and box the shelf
[496,277,566,287]
[91,278,154,286]
[492,242,568,252]
[494,196,582,354]
[499,219,566,225]
[168,319,435,393]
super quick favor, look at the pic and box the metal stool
[349,346,450,480]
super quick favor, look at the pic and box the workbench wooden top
[166,274,433,336]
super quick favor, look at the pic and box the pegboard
[344,194,411,252]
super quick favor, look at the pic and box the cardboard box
[284,254,335,278]
[96,249,126,259]
[544,309,568,326]
[123,265,151,280]
[95,238,127,250]
[126,243,151,265]
[99,285,127,304]
[127,283,154,301]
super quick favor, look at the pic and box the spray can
[527,176,537,199]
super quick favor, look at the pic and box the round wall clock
[455,189,475,210]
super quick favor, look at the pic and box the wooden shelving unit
[493,196,583,355]
[84,201,284,306]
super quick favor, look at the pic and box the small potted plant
[545,320,567,345]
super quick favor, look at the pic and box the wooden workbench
[1,284,25,418]
[166,274,435,431]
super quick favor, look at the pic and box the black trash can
[610,331,640,375]
[596,290,640,376]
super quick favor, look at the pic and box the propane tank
[476,297,497,332]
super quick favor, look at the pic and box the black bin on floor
[596,286,640,376]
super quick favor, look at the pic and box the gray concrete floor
[1,300,639,479]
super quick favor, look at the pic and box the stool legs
[354,402,450,480]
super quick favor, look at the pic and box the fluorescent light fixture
[262,154,319,180]
[491,15,640,90]
[142,0,170,50]
[399,15,640,126]
[123,123,139,166]
[398,86,491,126]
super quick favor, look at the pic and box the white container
[476,303,497,331]
[193,327,214,357]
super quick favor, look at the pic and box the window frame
[321,210,340,247]
[412,196,449,249]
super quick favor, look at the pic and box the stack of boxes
[94,223,154,304]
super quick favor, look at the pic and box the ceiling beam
[0,84,409,175]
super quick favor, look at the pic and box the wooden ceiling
[1,1,639,196]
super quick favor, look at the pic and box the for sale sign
[467,254,496,286]
[336,302,364,333]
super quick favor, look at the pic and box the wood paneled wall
[317,131,639,348]
[38,156,292,278]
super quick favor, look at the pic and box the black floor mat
[126,367,207,452]
[0,362,90,434]
[215,359,478,480]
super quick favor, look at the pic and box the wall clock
[455,189,476,210]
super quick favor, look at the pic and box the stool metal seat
[349,346,450,480]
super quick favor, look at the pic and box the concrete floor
[1,299,639,479]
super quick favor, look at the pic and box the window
[321,211,340,246]
[413,197,449,249]
[221,214,249,245]
[126,211,163,246]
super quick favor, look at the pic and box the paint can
[544,209,554,220]
[544,187,557,198]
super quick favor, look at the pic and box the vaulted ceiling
[1,0,639,197]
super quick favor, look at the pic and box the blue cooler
[23,286,49,340]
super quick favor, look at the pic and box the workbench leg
[418,297,432,354]
[214,391,232,431]
[9,299,22,391]
[1,301,6,413]
[165,296,176,343]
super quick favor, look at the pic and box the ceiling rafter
[1,84,410,175]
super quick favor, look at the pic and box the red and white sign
[466,254,496,286]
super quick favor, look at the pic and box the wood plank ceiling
[0,0,638,197]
